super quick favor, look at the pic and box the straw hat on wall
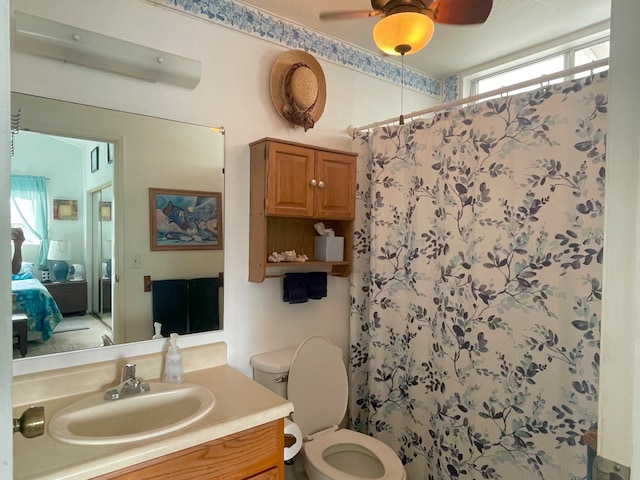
[270,50,326,131]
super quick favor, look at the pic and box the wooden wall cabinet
[92,419,284,480]
[249,138,357,282]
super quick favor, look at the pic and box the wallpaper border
[152,0,442,98]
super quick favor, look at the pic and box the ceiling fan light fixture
[373,12,435,56]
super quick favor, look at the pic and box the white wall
[599,0,640,473]
[9,0,435,376]
[1,0,12,473]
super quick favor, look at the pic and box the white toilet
[251,336,406,480]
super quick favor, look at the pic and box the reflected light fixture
[373,12,435,56]
[12,11,201,89]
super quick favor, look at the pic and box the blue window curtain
[11,175,49,268]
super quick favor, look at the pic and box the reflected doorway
[90,182,113,331]
[11,130,115,357]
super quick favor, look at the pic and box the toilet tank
[250,346,297,399]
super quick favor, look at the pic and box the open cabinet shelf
[249,138,357,283]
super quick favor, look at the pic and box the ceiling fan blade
[429,0,493,25]
[319,10,383,21]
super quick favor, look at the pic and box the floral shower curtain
[350,72,607,480]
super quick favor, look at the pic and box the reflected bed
[12,278,63,341]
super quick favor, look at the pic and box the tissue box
[314,236,344,262]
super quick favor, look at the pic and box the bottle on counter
[152,322,163,340]
[163,333,184,383]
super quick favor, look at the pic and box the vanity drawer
[246,467,279,480]
[92,419,284,480]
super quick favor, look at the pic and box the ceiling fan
[320,0,493,55]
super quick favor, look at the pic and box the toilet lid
[288,336,348,437]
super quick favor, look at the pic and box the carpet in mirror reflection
[14,314,113,359]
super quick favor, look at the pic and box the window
[469,38,610,97]
[11,197,40,244]
[10,175,49,258]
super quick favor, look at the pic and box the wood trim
[249,141,268,283]
[249,137,356,157]
[92,419,284,480]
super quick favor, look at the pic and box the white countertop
[12,342,294,480]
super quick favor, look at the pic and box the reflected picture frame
[53,199,78,221]
[107,143,114,164]
[149,187,223,251]
[99,201,112,221]
[91,146,99,172]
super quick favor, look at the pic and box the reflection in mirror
[10,93,224,362]
[92,183,113,323]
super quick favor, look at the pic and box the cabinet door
[314,151,356,220]
[246,467,279,480]
[91,420,284,480]
[266,142,315,217]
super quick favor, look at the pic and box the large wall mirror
[11,92,224,363]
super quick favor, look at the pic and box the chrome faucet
[103,363,150,401]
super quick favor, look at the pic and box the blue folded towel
[282,272,327,303]
[307,272,327,299]
[283,273,309,304]
[152,279,189,335]
[188,277,220,332]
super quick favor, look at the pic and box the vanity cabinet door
[92,419,284,480]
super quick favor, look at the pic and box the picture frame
[149,188,223,251]
[107,143,114,164]
[99,201,112,221]
[91,146,99,172]
[53,199,78,221]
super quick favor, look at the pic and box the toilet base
[284,454,309,480]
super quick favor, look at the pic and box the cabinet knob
[318,181,325,189]
[310,179,317,187]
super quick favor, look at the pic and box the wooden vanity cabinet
[92,419,284,480]
[249,138,357,282]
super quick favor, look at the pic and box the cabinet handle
[318,181,325,188]
[310,179,317,187]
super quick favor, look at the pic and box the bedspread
[12,278,63,341]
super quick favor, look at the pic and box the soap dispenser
[163,333,184,384]
[152,322,163,340]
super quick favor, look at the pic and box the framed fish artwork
[148,188,223,251]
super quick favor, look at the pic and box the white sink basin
[49,382,215,445]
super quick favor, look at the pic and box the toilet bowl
[251,336,406,480]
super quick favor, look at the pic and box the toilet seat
[288,337,405,480]
[304,429,406,480]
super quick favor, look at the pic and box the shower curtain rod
[348,58,609,135]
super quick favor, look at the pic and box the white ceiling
[238,0,611,78]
